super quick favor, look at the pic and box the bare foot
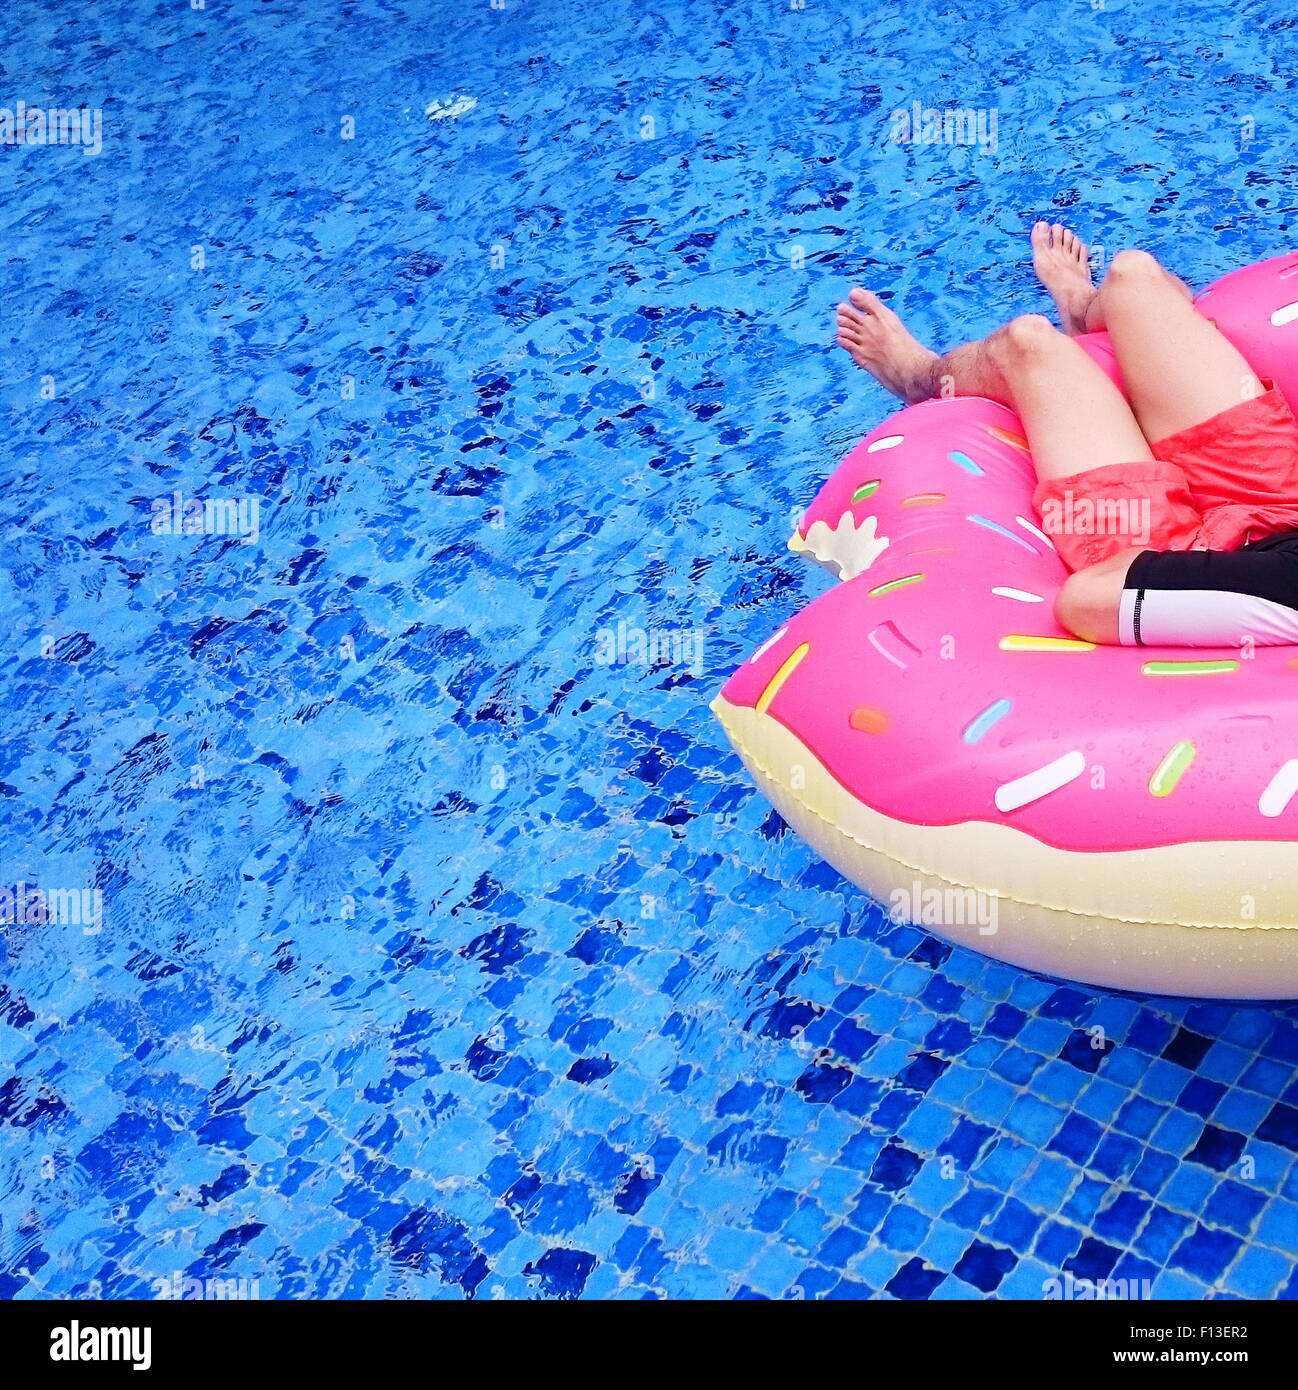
[835,289,940,403]
[1031,221,1096,335]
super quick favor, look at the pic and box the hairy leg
[835,296,1172,643]
[941,314,1156,480]
[1095,249,1264,442]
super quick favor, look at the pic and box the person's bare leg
[981,313,1156,479]
[1030,222,1194,335]
[1096,248,1264,442]
[1083,254,1193,334]
[1031,222,1096,335]
[835,302,1158,640]
[1054,547,1147,644]
[836,290,1050,404]
[835,293,1155,478]
[834,290,943,401]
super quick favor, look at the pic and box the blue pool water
[4,0,1298,1301]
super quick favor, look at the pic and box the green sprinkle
[1150,740,1196,797]
[1141,660,1238,676]
[852,480,881,503]
[868,574,925,598]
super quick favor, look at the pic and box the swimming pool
[3,0,1298,1300]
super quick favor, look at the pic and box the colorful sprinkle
[867,434,905,452]
[868,573,925,597]
[1149,740,1196,797]
[868,620,922,669]
[1279,259,1298,280]
[992,586,1045,603]
[967,514,1039,552]
[902,492,945,506]
[748,625,789,664]
[949,450,984,476]
[754,642,809,715]
[995,749,1086,813]
[1259,760,1298,817]
[987,425,1030,452]
[1015,514,1055,549]
[962,698,1012,744]
[907,546,957,557]
[849,706,889,734]
[999,635,1095,652]
[1141,660,1238,676]
[1271,302,1298,327]
[851,480,881,503]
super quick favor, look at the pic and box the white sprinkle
[1015,515,1055,549]
[1259,760,1298,817]
[992,586,1045,603]
[866,435,905,452]
[749,626,789,664]
[1271,301,1298,327]
[995,750,1086,813]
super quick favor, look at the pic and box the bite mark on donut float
[868,621,922,668]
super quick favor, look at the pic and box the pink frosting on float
[1196,251,1298,413]
[720,255,1298,854]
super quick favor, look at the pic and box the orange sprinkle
[988,426,1030,452]
[849,706,889,734]
[902,493,946,507]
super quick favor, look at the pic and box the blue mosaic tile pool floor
[3,0,1298,1300]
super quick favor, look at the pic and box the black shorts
[1120,530,1298,646]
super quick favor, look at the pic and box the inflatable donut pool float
[713,253,1298,999]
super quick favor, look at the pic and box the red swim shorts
[1033,387,1298,573]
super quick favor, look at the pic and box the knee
[1055,566,1121,644]
[1103,248,1162,287]
[989,313,1062,367]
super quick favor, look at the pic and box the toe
[1052,222,1065,248]
[1031,220,1050,250]
[850,288,893,320]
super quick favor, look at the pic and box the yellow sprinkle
[755,642,810,715]
[1150,740,1196,797]
[1141,660,1238,676]
[999,635,1096,652]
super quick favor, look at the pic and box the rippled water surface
[4,0,1298,1300]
